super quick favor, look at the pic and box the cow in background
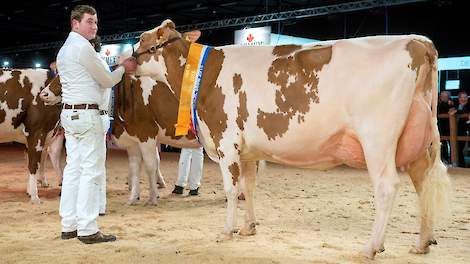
[1,68,62,203]
[40,75,199,205]
[128,20,452,258]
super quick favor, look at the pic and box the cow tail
[419,43,452,229]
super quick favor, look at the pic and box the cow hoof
[360,248,376,260]
[145,199,158,206]
[37,180,49,188]
[30,198,42,205]
[216,232,233,243]
[126,199,138,206]
[239,225,256,236]
[409,245,430,254]
[157,182,166,189]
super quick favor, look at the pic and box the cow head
[132,20,200,83]
[39,76,62,105]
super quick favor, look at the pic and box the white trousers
[176,147,204,190]
[59,109,104,236]
[99,114,110,214]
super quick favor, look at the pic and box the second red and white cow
[1,68,63,203]
[128,20,452,259]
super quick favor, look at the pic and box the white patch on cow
[0,70,13,83]
[137,56,176,97]
[0,99,26,143]
[19,69,49,105]
[179,55,186,67]
[286,74,296,87]
[139,76,157,105]
[35,139,43,152]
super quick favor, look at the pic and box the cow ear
[183,30,201,43]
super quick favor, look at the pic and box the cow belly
[395,97,432,167]
[259,129,366,169]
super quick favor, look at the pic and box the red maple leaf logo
[247,34,254,42]
[105,49,111,56]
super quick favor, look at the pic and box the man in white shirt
[57,5,136,244]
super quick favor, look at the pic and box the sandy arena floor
[0,143,469,264]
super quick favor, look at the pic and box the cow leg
[239,161,257,236]
[218,150,241,240]
[26,132,48,204]
[155,145,166,188]
[48,133,64,186]
[37,149,49,188]
[362,148,400,259]
[138,140,159,206]
[126,144,142,205]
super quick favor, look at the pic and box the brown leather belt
[63,103,99,110]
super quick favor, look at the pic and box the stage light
[35,63,41,68]
[2,61,9,66]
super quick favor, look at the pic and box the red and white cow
[40,75,199,205]
[0,68,63,203]
[127,20,452,258]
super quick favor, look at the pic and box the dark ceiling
[0,0,465,68]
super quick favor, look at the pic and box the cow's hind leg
[362,147,400,259]
[139,140,159,206]
[407,144,451,254]
[155,146,166,188]
[37,149,49,188]
[126,144,142,205]
[48,133,64,186]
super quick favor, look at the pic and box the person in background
[437,90,455,164]
[450,91,470,167]
[172,147,204,196]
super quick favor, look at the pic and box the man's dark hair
[90,35,102,52]
[70,5,97,26]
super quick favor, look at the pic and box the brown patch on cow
[272,44,301,57]
[0,108,6,124]
[113,76,159,142]
[197,48,228,151]
[218,149,225,159]
[228,162,240,186]
[162,41,189,99]
[233,73,242,94]
[406,39,438,92]
[257,45,332,140]
[234,143,241,155]
[257,110,291,140]
[236,91,248,130]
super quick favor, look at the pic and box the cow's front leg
[217,151,242,240]
[126,144,142,205]
[239,161,257,236]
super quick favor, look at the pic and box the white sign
[234,26,271,46]
[99,44,133,66]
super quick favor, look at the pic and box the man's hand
[121,57,137,73]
